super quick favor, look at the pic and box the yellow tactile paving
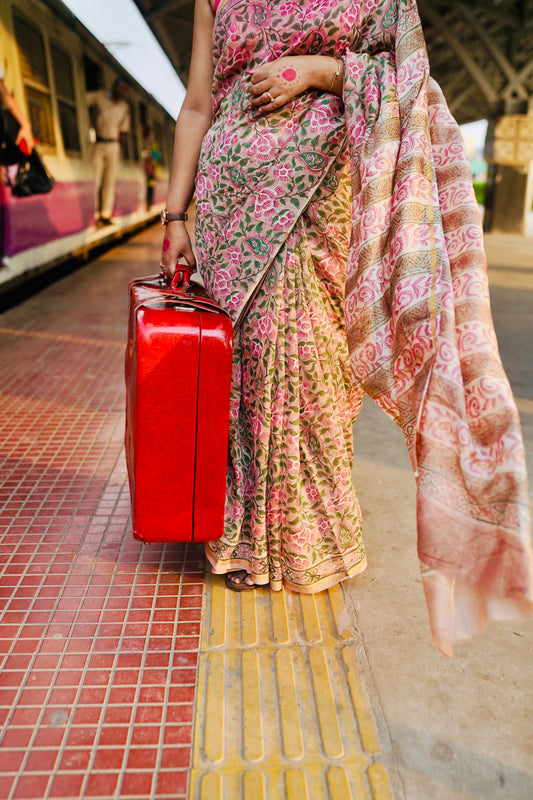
[189,575,394,800]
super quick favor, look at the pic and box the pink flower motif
[213,268,233,294]
[227,247,242,272]
[318,517,330,533]
[226,291,245,311]
[305,484,321,504]
[279,0,300,15]
[290,528,309,549]
[203,229,217,248]
[207,163,221,185]
[195,174,207,200]
[250,340,263,358]
[273,209,294,232]
[273,163,293,183]
[254,189,278,217]
[257,315,274,339]
[308,105,334,134]
[299,343,315,360]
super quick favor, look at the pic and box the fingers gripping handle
[169,265,193,293]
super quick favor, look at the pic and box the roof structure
[132,0,533,124]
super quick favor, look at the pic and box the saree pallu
[194,0,533,654]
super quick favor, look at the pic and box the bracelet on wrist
[327,58,342,92]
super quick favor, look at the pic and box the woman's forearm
[0,81,35,150]
[165,107,212,213]
[308,55,344,97]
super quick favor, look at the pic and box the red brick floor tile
[9,706,41,726]
[48,772,84,798]
[0,726,34,748]
[125,747,159,770]
[168,685,196,703]
[0,775,16,799]
[155,770,188,796]
[0,670,26,687]
[33,727,67,748]
[57,748,92,771]
[102,705,133,725]
[121,772,154,797]
[130,725,161,746]
[110,669,140,686]
[64,726,99,747]
[160,746,192,770]
[0,748,26,773]
[134,704,164,724]
[97,726,130,747]
[70,705,102,726]
[12,774,51,799]
[92,748,125,771]
[137,686,165,704]
[107,686,136,705]
[84,772,120,797]
[114,652,143,669]
[24,748,60,772]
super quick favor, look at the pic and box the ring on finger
[266,91,275,104]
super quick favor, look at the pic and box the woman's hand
[159,221,196,282]
[15,121,34,154]
[250,55,343,113]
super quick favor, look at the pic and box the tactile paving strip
[189,576,394,800]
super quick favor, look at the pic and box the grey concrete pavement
[344,232,533,799]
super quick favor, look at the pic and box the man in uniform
[87,77,130,226]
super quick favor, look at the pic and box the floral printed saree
[194,0,533,654]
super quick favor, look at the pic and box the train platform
[0,224,532,800]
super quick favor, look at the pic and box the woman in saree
[160,0,533,655]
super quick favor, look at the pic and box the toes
[228,570,246,586]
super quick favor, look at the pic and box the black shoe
[99,217,114,227]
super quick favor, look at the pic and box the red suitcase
[125,269,233,543]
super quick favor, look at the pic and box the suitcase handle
[169,265,193,293]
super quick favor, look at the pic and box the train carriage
[0,0,175,292]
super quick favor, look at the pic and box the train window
[139,102,148,128]
[83,56,104,93]
[50,45,81,153]
[12,12,55,147]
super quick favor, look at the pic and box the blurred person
[141,124,157,210]
[87,77,130,227]
[0,67,34,156]
[159,0,533,655]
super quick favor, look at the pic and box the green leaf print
[298,152,327,172]
[307,430,322,456]
[252,5,268,26]
[228,166,247,186]
[232,82,244,106]
[323,171,339,192]
[383,2,397,29]
[339,526,352,548]
[266,266,278,290]
[246,238,270,255]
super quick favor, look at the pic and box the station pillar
[484,113,533,235]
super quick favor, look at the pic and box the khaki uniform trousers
[93,141,120,220]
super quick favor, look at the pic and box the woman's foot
[225,570,255,591]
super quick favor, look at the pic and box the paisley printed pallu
[194,0,533,654]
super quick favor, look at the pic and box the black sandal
[225,571,255,592]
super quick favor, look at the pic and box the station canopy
[133,0,533,124]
